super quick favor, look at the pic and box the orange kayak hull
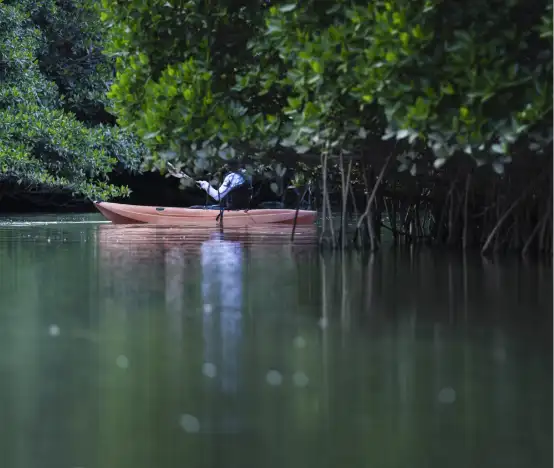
[94,201,317,227]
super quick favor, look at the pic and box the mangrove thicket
[99,0,553,255]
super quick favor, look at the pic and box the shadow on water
[0,217,551,468]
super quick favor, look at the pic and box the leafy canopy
[0,0,146,200]
[100,0,553,175]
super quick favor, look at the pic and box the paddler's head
[225,159,241,173]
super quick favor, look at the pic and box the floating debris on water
[438,387,456,404]
[318,317,328,329]
[293,336,306,349]
[203,303,213,314]
[116,355,129,369]
[266,370,283,386]
[179,414,200,433]
[48,325,60,336]
[292,371,309,388]
[202,362,217,378]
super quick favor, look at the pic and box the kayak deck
[94,201,317,226]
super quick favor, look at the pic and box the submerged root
[303,150,550,257]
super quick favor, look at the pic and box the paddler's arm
[199,174,235,201]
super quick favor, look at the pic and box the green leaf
[492,162,504,175]
[266,21,282,34]
[412,25,423,39]
[433,158,447,169]
[442,83,455,95]
[396,129,410,140]
[310,61,323,74]
[279,4,297,13]
[287,97,302,109]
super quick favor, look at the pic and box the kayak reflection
[95,224,321,435]
[96,224,318,256]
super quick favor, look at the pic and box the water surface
[0,214,551,468]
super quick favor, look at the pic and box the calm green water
[0,214,551,468]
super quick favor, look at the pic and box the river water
[0,214,551,468]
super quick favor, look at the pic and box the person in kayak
[196,160,253,210]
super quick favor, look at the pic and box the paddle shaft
[167,162,201,187]
[167,162,190,179]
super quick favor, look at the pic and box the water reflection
[164,246,186,339]
[0,220,550,468]
[201,233,243,433]
[201,233,242,395]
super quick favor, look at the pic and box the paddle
[166,162,216,210]
[167,161,193,180]
[167,162,209,192]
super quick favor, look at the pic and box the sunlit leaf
[279,4,297,13]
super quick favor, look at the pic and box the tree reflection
[0,223,550,468]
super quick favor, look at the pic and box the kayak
[94,201,317,226]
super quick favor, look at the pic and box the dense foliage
[99,0,552,254]
[100,0,552,172]
[0,0,146,200]
[99,0,267,179]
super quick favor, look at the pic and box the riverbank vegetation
[0,0,146,205]
[1,0,552,255]
[100,0,552,255]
